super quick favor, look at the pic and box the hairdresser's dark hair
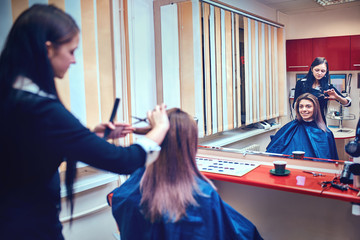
[140,108,215,223]
[0,4,79,221]
[0,4,79,101]
[304,57,330,91]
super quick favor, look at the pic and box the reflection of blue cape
[266,120,338,160]
[109,168,263,240]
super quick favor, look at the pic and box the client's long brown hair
[140,108,214,223]
[295,93,327,132]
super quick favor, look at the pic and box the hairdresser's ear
[45,41,54,58]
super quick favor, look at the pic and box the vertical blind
[153,0,287,137]
[201,4,241,135]
[200,2,286,136]
[244,17,280,124]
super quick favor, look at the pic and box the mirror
[155,1,353,164]
[197,145,341,164]
[198,118,358,163]
[197,117,355,163]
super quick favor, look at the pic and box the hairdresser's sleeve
[135,137,161,166]
[329,84,351,107]
[37,99,146,174]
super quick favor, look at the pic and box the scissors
[303,171,325,177]
[132,116,149,125]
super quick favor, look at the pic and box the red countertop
[201,162,360,204]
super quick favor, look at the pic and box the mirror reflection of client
[267,93,338,160]
[108,108,263,240]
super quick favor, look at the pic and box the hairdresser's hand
[324,89,349,105]
[93,122,135,139]
[147,103,169,130]
[145,103,169,145]
[324,89,340,100]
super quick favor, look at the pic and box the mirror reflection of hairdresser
[0,5,169,240]
[108,108,263,240]
[267,93,338,160]
[293,57,351,123]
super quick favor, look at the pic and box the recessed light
[314,0,358,6]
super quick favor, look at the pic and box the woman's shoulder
[112,168,145,195]
[277,119,299,131]
[6,89,63,116]
[295,78,308,89]
[8,90,89,138]
[194,178,221,206]
[21,92,74,121]
[297,78,308,83]
[196,178,216,194]
[12,88,59,104]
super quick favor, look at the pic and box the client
[266,93,338,160]
[108,108,263,240]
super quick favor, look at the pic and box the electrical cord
[319,176,359,195]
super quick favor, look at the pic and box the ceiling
[255,0,360,15]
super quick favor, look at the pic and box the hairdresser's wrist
[341,97,351,106]
[145,125,169,146]
[135,137,161,167]
[337,96,348,105]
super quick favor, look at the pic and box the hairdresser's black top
[293,78,351,122]
[0,85,146,239]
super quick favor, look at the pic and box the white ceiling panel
[255,0,360,14]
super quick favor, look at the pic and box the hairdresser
[293,57,351,123]
[0,4,169,240]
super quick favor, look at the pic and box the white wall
[284,6,360,39]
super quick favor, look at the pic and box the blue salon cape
[266,120,338,160]
[109,168,263,240]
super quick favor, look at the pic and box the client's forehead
[299,99,313,105]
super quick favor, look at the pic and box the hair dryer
[345,118,360,157]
